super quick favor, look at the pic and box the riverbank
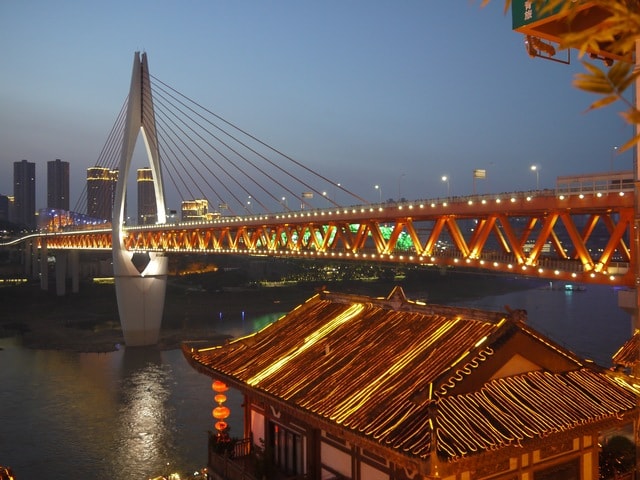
[0,269,545,352]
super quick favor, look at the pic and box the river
[0,281,633,479]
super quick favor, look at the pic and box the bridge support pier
[70,250,79,294]
[39,241,48,291]
[113,252,168,346]
[55,251,67,296]
[111,52,168,347]
[23,240,32,277]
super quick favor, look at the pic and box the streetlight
[281,196,287,209]
[398,173,405,200]
[610,146,619,171]
[530,165,539,190]
[441,175,450,197]
[374,184,382,203]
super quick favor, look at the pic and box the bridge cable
[151,75,369,207]
[152,87,301,213]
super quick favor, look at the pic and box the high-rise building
[13,160,36,229]
[86,166,118,222]
[47,158,70,211]
[0,195,10,222]
[137,168,156,225]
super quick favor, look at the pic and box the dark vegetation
[0,256,543,352]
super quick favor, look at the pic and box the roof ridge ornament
[386,285,407,309]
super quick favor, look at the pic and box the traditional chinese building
[183,287,639,480]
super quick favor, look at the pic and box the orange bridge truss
[39,190,636,286]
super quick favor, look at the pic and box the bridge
[3,52,639,346]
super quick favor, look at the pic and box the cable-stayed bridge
[3,52,638,345]
[37,183,635,286]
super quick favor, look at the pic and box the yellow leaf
[619,134,640,154]
[573,75,614,94]
[589,95,619,111]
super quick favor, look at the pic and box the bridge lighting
[468,200,473,205]
[441,176,450,197]
[530,164,540,190]
[596,192,603,197]
[620,191,625,196]
[610,146,618,171]
[559,195,565,200]
[579,194,584,199]
[496,198,501,203]
[510,197,516,203]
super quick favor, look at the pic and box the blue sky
[0,1,634,212]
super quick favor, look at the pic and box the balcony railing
[207,433,256,480]
[206,432,311,480]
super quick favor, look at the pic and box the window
[534,458,579,480]
[269,421,305,476]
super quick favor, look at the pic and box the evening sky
[0,1,634,212]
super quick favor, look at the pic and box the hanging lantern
[211,379,231,435]
[213,406,231,420]
[212,380,228,393]
[215,421,228,432]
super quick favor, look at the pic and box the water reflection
[0,312,282,480]
[115,347,173,477]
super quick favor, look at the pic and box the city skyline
[0,1,635,214]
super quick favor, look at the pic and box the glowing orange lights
[212,380,230,434]
[214,393,227,403]
[212,380,228,393]
[213,406,231,419]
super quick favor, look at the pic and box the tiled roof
[184,287,639,463]
[613,330,640,367]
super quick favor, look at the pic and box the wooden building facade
[183,287,639,480]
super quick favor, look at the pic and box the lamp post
[374,184,382,203]
[281,196,287,210]
[398,173,405,200]
[530,165,539,190]
[441,175,450,197]
[610,146,618,171]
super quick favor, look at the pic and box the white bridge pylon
[113,52,168,346]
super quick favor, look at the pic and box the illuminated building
[181,199,220,222]
[137,168,156,225]
[86,166,118,222]
[47,158,69,211]
[13,160,36,229]
[184,287,639,480]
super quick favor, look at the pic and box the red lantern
[214,393,227,404]
[215,421,228,432]
[212,380,228,393]
[213,406,231,420]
